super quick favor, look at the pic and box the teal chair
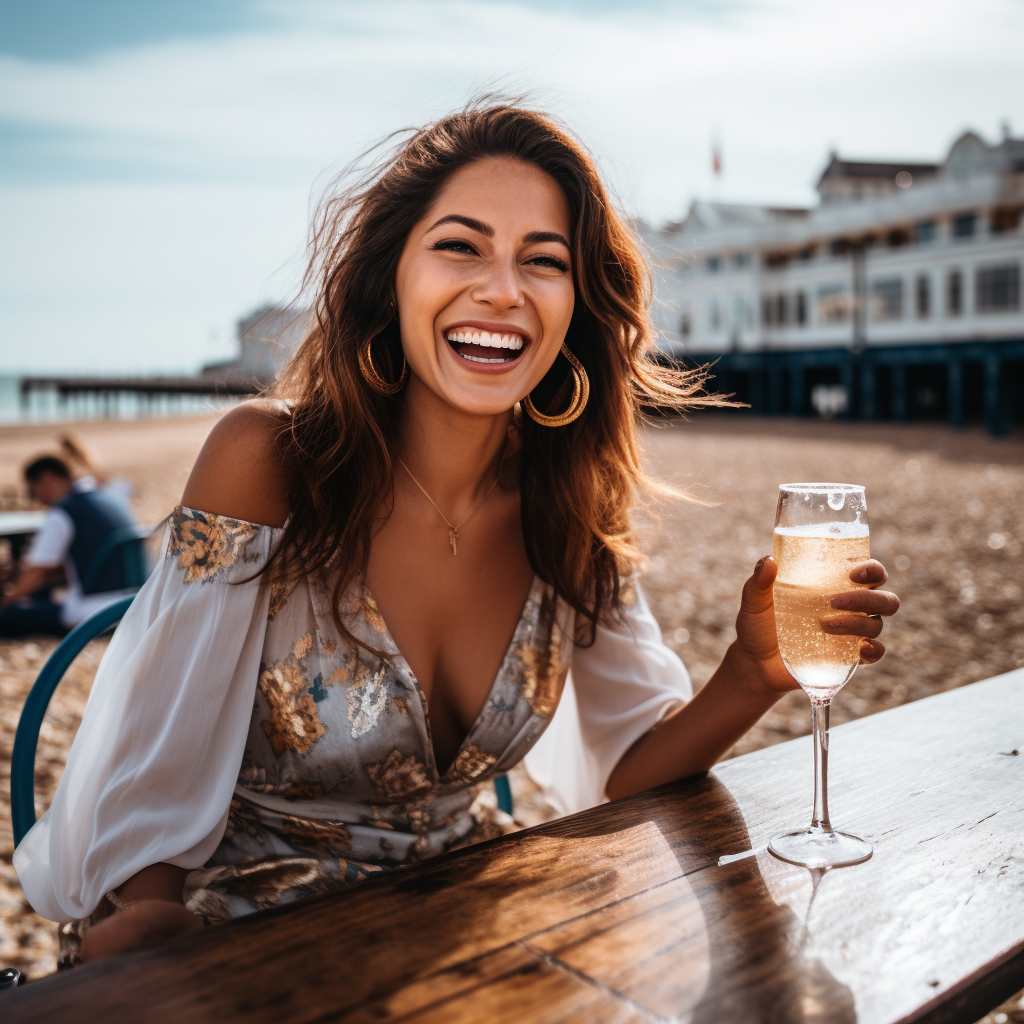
[11,595,136,847]
[12,596,514,848]
[80,524,151,594]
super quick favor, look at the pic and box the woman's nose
[470,258,525,310]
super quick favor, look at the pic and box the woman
[15,104,898,964]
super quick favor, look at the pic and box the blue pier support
[947,360,964,429]
[860,363,876,421]
[789,362,804,417]
[768,365,784,416]
[840,360,856,420]
[892,364,908,422]
[749,370,766,415]
[984,350,1007,436]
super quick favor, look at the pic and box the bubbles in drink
[773,522,870,702]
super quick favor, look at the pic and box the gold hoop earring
[359,336,408,395]
[523,344,589,427]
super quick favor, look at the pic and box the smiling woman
[13,103,899,967]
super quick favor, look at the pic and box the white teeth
[462,352,511,363]
[446,328,525,351]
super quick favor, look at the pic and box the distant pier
[18,375,263,420]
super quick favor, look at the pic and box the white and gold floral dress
[15,506,692,936]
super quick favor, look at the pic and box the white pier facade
[644,130,1024,433]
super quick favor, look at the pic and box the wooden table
[0,510,47,561]
[6,669,1023,1023]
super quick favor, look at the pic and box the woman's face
[394,156,575,417]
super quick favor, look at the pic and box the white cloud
[1,0,1022,371]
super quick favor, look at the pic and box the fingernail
[821,617,841,630]
[755,556,768,573]
[852,567,870,582]
[831,594,852,609]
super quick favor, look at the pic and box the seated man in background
[0,455,139,638]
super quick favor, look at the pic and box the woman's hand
[732,555,900,697]
[80,900,202,963]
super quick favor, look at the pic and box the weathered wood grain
[4,669,1022,1024]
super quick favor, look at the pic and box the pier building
[644,128,1024,433]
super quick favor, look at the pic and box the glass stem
[811,701,832,832]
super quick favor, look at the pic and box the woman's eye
[527,254,570,271]
[431,238,477,255]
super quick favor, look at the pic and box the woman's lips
[444,327,527,364]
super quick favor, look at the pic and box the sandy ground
[1,412,1022,1020]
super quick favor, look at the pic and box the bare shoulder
[181,400,291,527]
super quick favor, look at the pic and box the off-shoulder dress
[14,506,691,959]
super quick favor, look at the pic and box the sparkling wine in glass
[768,483,873,868]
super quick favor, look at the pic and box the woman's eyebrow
[428,214,493,236]
[524,230,570,248]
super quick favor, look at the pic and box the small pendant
[448,527,459,556]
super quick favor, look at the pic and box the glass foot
[768,827,872,868]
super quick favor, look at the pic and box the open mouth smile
[445,328,527,365]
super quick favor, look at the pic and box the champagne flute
[768,483,873,868]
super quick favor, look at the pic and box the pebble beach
[1,411,1022,1020]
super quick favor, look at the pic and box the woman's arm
[605,555,899,801]
[80,865,199,962]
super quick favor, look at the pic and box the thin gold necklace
[396,450,504,556]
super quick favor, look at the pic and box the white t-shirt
[23,484,138,628]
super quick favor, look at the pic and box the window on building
[798,246,816,262]
[953,213,977,239]
[762,295,773,326]
[764,252,790,269]
[916,220,937,244]
[947,269,963,315]
[871,278,903,321]
[795,291,807,325]
[915,275,930,318]
[817,285,852,324]
[733,252,751,269]
[710,298,721,330]
[976,263,1021,313]
[829,239,849,257]
[887,228,910,248]
[679,310,692,337]
[706,255,722,273]
[990,207,1024,234]
[775,294,788,326]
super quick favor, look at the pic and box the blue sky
[2,0,1023,374]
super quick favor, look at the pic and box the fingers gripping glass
[768,483,873,869]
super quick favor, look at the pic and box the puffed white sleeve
[524,581,691,816]
[14,507,280,923]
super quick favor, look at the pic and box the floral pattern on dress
[518,590,567,719]
[167,506,261,583]
[258,657,326,756]
[444,743,498,783]
[347,661,389,738]
[268,580,291,619]
[182,566,579,931]
[366,749,431,802]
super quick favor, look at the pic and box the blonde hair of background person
[15,103,899,963]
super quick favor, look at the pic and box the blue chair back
[10,596,135,847]
[81,525,151,594]
[494,773,513,815]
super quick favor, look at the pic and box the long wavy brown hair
[271,102,721,648]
